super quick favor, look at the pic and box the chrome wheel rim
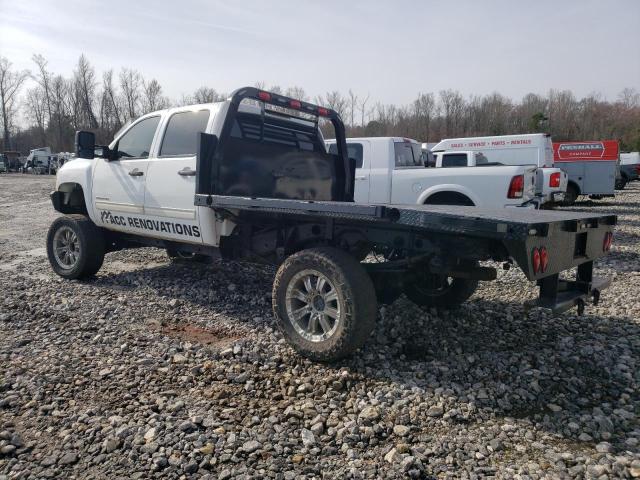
[285,269,342,342]
[53,226,81,269]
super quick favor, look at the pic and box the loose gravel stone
[1,175,640,478]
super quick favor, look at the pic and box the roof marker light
[257,91,271,101]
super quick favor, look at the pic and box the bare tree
[0,56,29,150]
[73,54,98,128]
[99,69,122,135]
[347,90,359,127]
[317,91,348,119]
[192,86,224,104]
[284,86,308,101]
[141,78,168,113]
[25,86,47,145]
[31,54,53,134]
[119,68,141,120]
[359,93,371,128]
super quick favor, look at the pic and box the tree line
[1,53,639,154]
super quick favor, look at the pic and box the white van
[431,134,567,205]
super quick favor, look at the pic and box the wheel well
[56,183,88,214]
[424,191,475,206]
[567,181,580,195]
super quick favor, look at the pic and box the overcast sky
[1,0,639,104]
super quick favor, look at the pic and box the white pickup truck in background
[326,137,538,208]
[431,133,567,206]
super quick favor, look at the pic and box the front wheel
[403,263,479,308]
[272,247,377,362]
[46,215,105,279]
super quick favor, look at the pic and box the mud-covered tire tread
[272,247,377,362]
[46,214,105,279]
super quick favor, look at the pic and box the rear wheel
[563,183,579,206]
[404,262,479,308]
[46,214,105,279]
[615,178,627,190]
[272,247,377,361]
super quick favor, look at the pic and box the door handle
[355,175,367,180]
[178,167,196,176]
[128,168,143,177]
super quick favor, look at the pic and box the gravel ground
[0,174,639,479]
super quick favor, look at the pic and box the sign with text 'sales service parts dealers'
[553,140,619,162]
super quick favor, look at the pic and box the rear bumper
[525,262,611,314]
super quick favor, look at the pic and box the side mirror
[75,131,95,159]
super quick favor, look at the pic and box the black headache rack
[195,86,354,203]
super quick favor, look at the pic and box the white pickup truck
[326,137,538,208]
[46,87,616,361]
[431,134,567,206]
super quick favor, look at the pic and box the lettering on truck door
[92,115,161,230]
[142,109,211,243]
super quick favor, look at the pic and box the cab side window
[160,110,210,157]
[328,143,364,168]
[116,116,160,159]
[394,142,416,168]
[441,153,468,167]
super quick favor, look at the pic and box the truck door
[92,115,161,230]
[143,109,211,244]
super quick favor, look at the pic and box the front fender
[55,159,97,220]
[417,184,481,206]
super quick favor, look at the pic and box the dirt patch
[151,321,241,348]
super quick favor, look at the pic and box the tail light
[539,247,548,272]
[508,174,524,199]
[635,165,640,174]
[603,232,613,251]
[549,172,561,188]
[532,248,541,273]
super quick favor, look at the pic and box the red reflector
[539,247,548,273]
[549,172,561,188]
[508,174,524,199]
[317,107,329,117]
[532,248,541,274]
[635,165,640,174]
[603,232,613,251]
[289,99,301,109]
[257,91,271,101]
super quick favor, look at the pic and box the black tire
[615,178,626,190]
[166,248,210,263]
[563,183,579,206]
[403,263,479,308]
[46,214,105,279]
[272,246,377,362]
